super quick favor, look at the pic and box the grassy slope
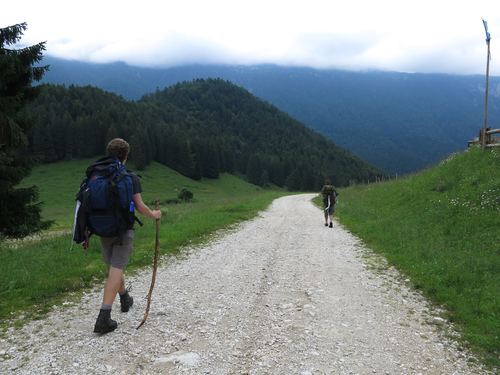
[329,146,500,369]
[0,158,286,328]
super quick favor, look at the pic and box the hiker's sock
[101,304,112,310]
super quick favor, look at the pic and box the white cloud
[2,0,500,75]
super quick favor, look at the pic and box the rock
[432,317,446,326]
[156,351,200,366]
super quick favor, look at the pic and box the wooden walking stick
[137,199,160,329]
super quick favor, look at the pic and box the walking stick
[137,199,160,329]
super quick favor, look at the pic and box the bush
[164,198,180,204]
[177,187,194,201]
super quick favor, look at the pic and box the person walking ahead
[92,138,162,333]
[321,179,338,228]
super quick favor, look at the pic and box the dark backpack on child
[322,185,337,205]
[74,156,142,245]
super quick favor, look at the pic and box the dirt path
[0,194,489,374]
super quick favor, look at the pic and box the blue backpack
[74,157,142,245]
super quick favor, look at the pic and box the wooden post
[482,19,492,151]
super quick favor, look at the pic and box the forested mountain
[25,80,386,189]
[40,57,500,175]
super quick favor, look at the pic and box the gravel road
[0,194,490,374]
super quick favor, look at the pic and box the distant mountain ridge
[40,56,500,175]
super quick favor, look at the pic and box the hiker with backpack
[321,179,338,228]
[74,138,161,333]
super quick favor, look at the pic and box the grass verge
[329,146,500,370]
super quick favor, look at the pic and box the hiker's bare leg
[330,215,334,223]
[103,266,125,305]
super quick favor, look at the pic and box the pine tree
[190,140,203,181]
[177,139,195,177]
[246,154,263,186]
[285,169,302,192]
[202,141,220,179]
[269,159,285,187]
[300,169,315,192]
[314,174,325,191]
[0,23,53,238]
[261,170,269,187]
[33,122,57,162]
[106,123,120,144]
[130,132,146,170]
[224,148,236,174]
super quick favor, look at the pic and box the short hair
[325,179,331,185]
[106,138,130,162]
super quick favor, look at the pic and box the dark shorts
[324,204,335,217]
[100,229,134,269]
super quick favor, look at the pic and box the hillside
[336,146,500,367]
[25,80,386,189]
[39,57,500,175]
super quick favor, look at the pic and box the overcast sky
[2,0,500,75]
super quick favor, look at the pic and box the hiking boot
[329,222,333,228]
[93,309,117,334]
[324,223,328,227]
[120,290,134,312]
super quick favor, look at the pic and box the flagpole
[482,18,492,151]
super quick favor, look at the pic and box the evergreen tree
[33,123,57,162]
[177,139,195,177]
[261,170,269,187]
[50,111,72,160]
[0,23,53,238]
[190,139,203,181]
[217,143,226,173]
[165,125,181,169]
[301,169,315,192]
[314,174,325,191]
[192,151,203,180]
[246,154,263,186]
[202,141,220,179]
[269,158,285,187]
[285,169,302,192]
[224,148,236,174]
[130,132,146,170]
[106,123,120,144]
[142,126,153,165]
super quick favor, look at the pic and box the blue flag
[483,19,491,40]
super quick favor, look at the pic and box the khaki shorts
[100,229,134,269]
[324,204,335,217]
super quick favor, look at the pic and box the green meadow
[0,158,287,328]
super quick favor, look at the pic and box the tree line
[25,79,387,190]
